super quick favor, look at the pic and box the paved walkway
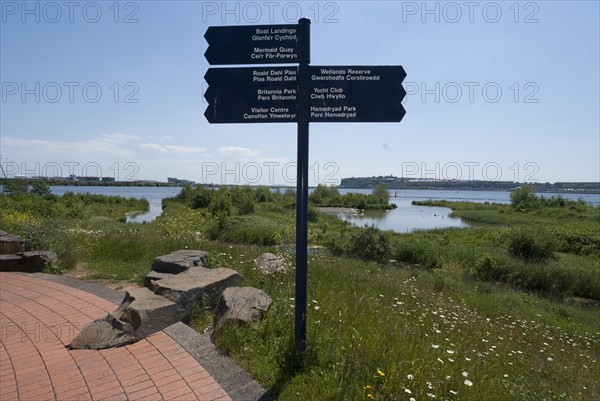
[0,272,263,401]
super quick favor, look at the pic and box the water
[333,189,469,232]
[49,186,182,223]
[336,189,599,233]
[46,186,599,232]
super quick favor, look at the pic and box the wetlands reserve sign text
[204,66,406,123]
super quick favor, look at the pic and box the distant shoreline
[1,178,599,194]
[338,178,600,194]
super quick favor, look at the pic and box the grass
[200,253,599,401]
[1,188,599,400]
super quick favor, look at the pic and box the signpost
[203,19,406,356]
[204,67,298,123]
[204,24,300,65]
[309,66,407,122]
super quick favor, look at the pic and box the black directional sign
[204,67,298,123]
[204,24,299,65]
[203,19,407,357]
[203,66,406,124]
[309,66,407,123]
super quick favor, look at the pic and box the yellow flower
[377,369,385,377]
[364,385,373,390]
[367,394,374,399]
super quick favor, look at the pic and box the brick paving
[0,272,232,401]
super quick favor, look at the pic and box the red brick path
[0,272,232,401]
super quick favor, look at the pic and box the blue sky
[1,1,598,185]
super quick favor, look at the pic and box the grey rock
[0,230,25,255]
[0,251,58,272]
[151,250,208,274]
[153,267,243,312]
[214,287,272,336]
[69,288,183,350]
[110,288,185,336]
[254,253,286,275]
[22,251,58,269]
[69,317,136,350]
[69,251,246,350]
[143,270,174,289]
[0,254,22,271]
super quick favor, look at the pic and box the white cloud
[3,135,134,156]
[100,132,141,143]
[218,146,260,158]
[140,143,208,154]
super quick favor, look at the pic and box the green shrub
[43,260,64,275]
[553,229,600,256]
[208,215,285,246]
[307,206,319,222]
[510,185,540,212]
[234,190,256,215]
[191,187,212,209]
[393,240,441,269]
[472,254,506,280]
[326,235,349,256]
[508,228,556,262]
[349,225,391,264]
[1,179,29,195]
[31,181,51,196]
[208,188,232,217]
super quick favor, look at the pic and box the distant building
[101,177,116,182]
[76,176,100,182]
[167,177,195,185]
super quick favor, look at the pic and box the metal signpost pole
[295,17,310,356]
[204,18,405,358]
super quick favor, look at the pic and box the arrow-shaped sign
[309,66,407,122]
[204,67,298,123]
[204,24,300,65]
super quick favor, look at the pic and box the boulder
[151,250,208,274]
[153,266,243,312]
[69,249,249,349]
[70,288,183,350]
[0,254,22,271]
[22,251,58,270]
[0,251,58,272]
[69,317,136,350]
[0,230,25,255]
[110,288,185,337]
[214,287,272,336]
[254,253,286,275]
[143,270,174,289]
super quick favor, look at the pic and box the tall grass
[195,252,600,401]
[2,189,599,400]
